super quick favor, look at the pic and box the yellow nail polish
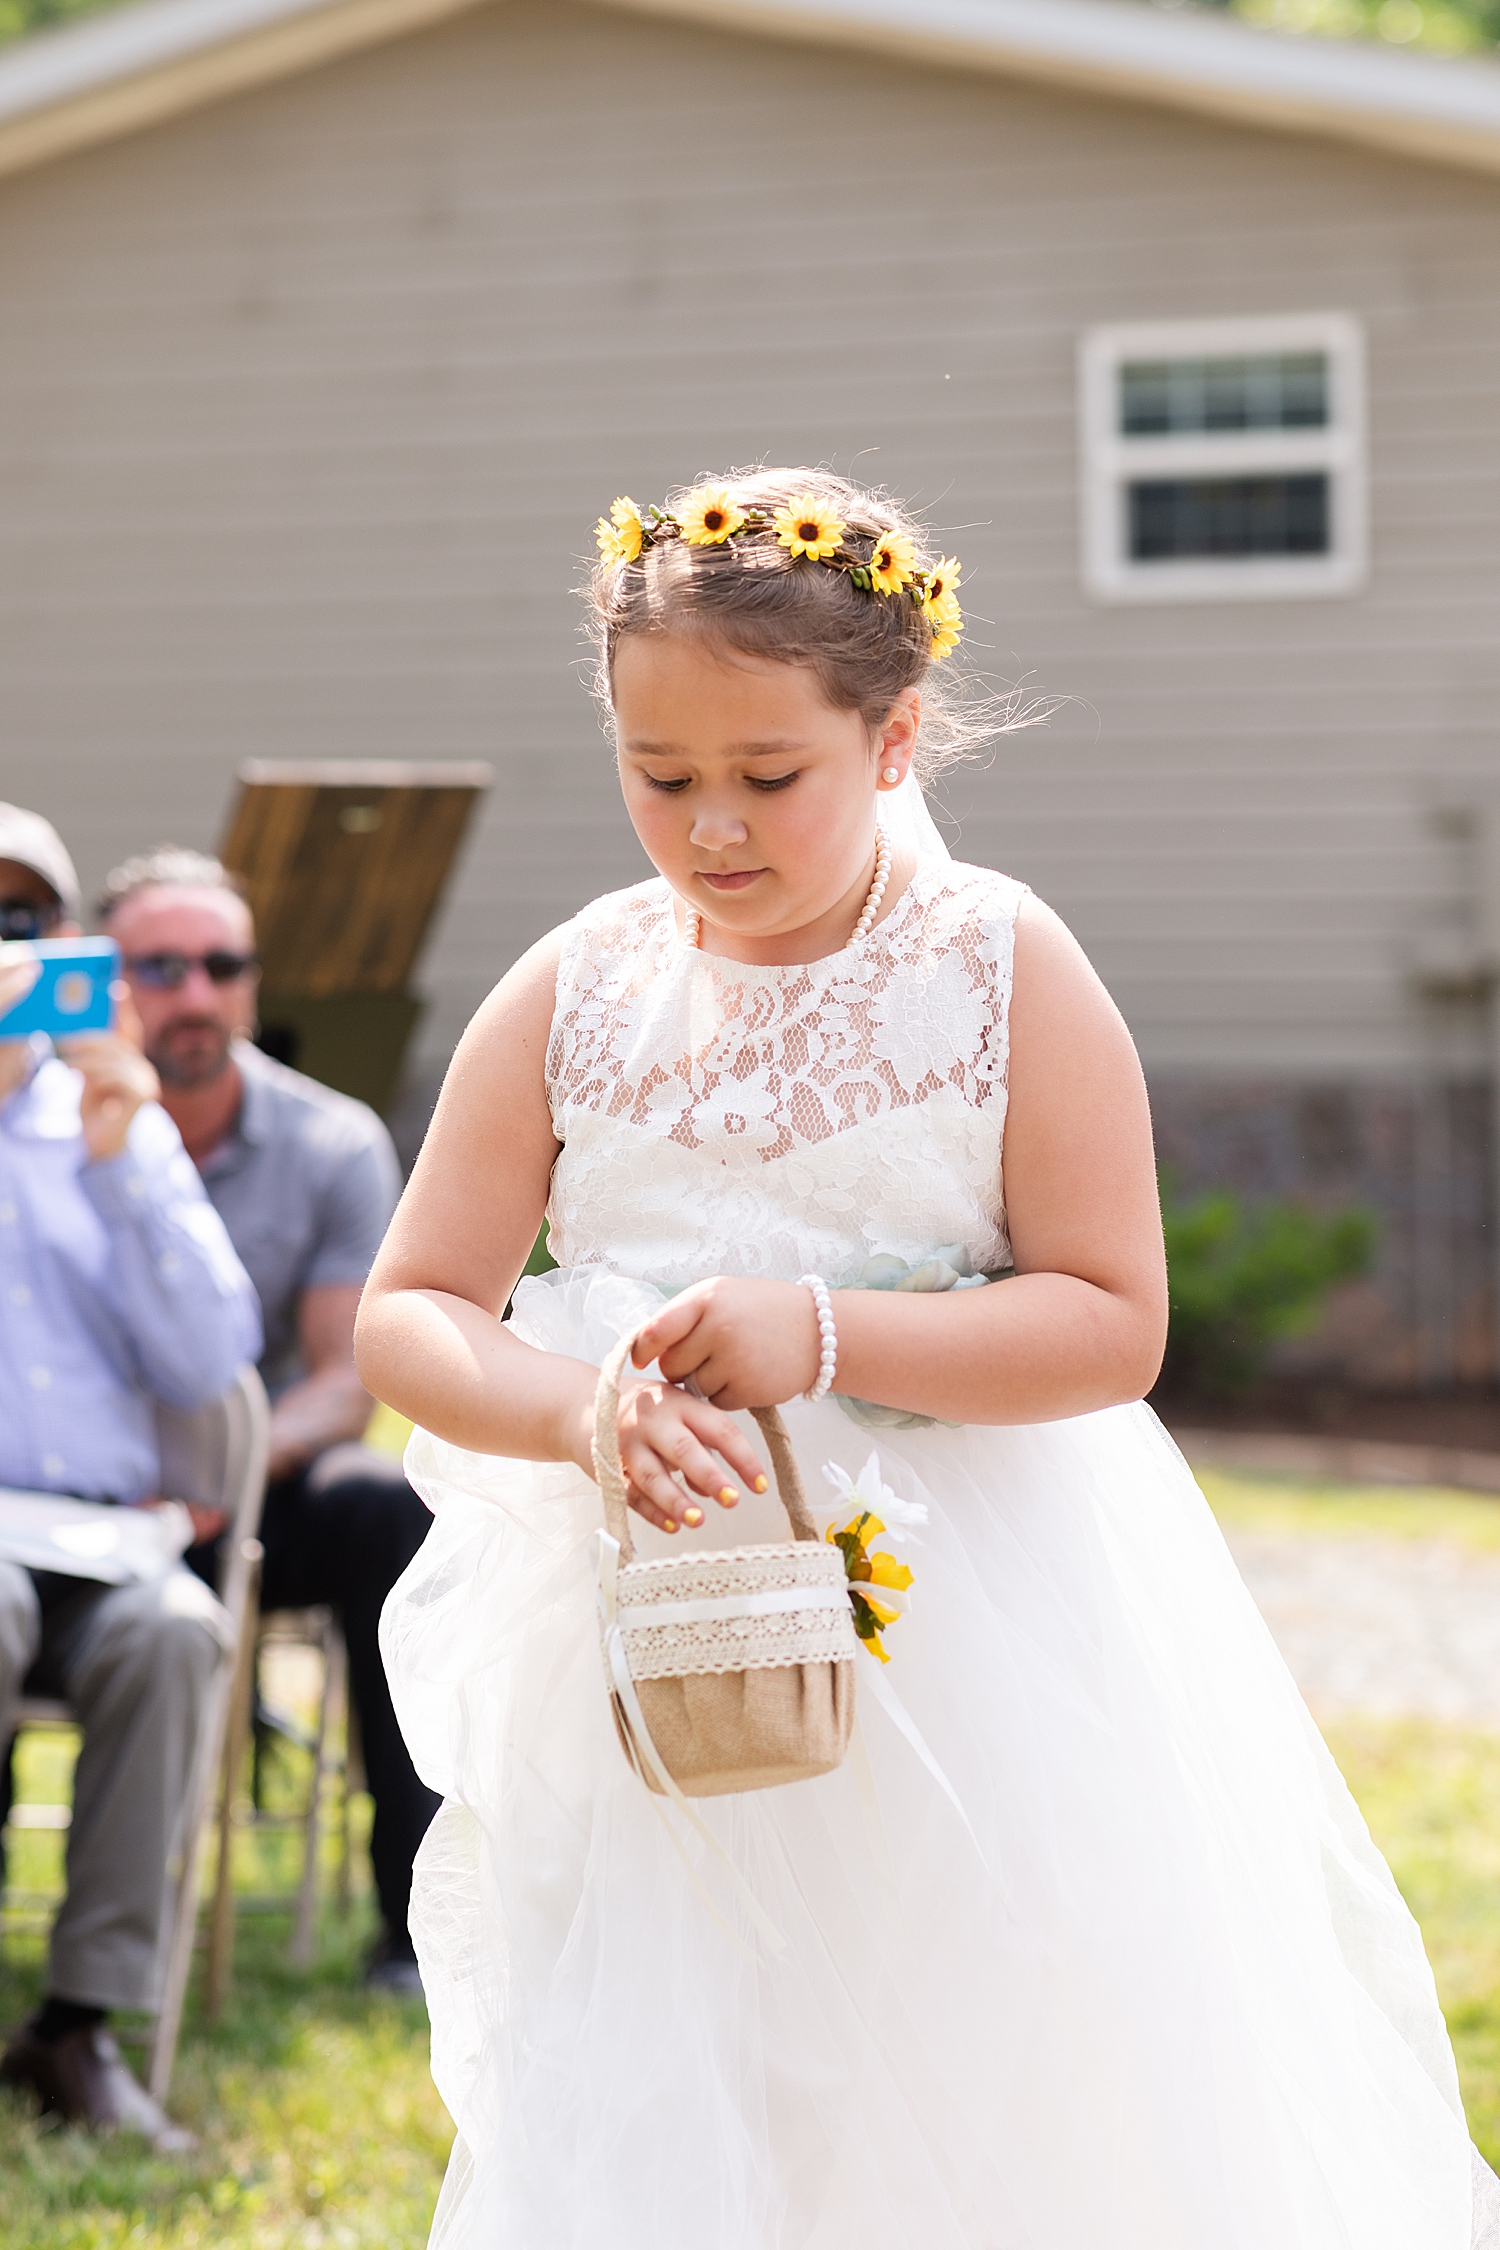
[663,1518,677,1534]
[719,1487,738,1504]
[684,1507,704,1527]
[754,1474,768,1494]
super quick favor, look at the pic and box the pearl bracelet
[798,1274,838,1403]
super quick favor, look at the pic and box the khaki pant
[0,1563,231,2013]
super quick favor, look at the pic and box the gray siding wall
[1,0,1498,1128]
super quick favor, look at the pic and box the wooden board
[253,992,425,1115]
[218,760,491,999]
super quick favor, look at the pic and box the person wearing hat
[0,802,86,940]
[0,805,262,2151]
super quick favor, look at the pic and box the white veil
[879,771,952,867]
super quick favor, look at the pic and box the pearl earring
[881,766,901,784]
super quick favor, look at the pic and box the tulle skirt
[381,1267,1498,2249]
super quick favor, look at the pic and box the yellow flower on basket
[595,497,644,566]
[678,485,745,546]
[867,530,917,597]
[867,1550,915,1595]
[827,1506,916,1664]
[774,495,847,562]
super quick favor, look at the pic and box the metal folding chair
[2,1364,270,2101]
[222,1605,360,1977]
[204,1601,356,2003]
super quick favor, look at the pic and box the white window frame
[1078,312,1367,605]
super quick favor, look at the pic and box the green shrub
[1159,1175,1377,1394]
[0,0,118,46]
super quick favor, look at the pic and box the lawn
[1196,1460,1500,1552]
[1329,1712,1500,2167]
[0,1688,452,2248]
[1195,1462,1500,2163]
[4,1462,1500,2241]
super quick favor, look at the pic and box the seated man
[0,805,262,2150]
[98,846,440,1995]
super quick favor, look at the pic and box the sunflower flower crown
[594,486,964,661]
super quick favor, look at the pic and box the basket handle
[592,1331,818,1564]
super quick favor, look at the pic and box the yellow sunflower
[855,1614,893,1661]
[928,607,963,661]
[867,529,916,597]
[921,555,962,616]
[867,1550,914,1597]
[677,484,745,547]
[921,555,963,659]
[774,494,847,562]
[827,1510,915,1664]
[594,497,644,566]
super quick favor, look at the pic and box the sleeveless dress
[382,856,1499,2250]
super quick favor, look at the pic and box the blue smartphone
[0,938,120,1039]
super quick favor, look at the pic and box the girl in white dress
[358,469,1499,2250]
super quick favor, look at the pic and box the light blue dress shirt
[0,1051,263,1504]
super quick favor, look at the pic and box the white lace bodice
[544,859,1025,1287]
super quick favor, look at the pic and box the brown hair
[585,467,993,782]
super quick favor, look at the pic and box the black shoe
[0,2024,196,2152]
[363,1934,425,2001]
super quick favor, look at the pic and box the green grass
[0,1949,452,2248]
[0,1708,452,2248]
[1198,1463,1500,1551]
[1327,1716,1500,2166]
[1195,1466,1500,2157]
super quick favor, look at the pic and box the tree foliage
[3,0,1499,57]
[0,0,118,44]
[6,0,1500,51]
[1196,0,1500,56]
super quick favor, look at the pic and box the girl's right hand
[607,1379,768,1535]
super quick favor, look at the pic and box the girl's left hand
[632,1277,823,1410]
[0,941,40,1028]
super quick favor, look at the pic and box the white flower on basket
[819,1451,928,1541]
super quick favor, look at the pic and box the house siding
[0,0,1497,1376]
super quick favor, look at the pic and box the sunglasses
[125,951,259,990]
[0,898,63,942]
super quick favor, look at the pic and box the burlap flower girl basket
[592,1332,858,1800]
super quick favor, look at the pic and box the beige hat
[0,803,82,924]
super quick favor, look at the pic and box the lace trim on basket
[619,1611,858,1681]
[617,1547,840,1601]
[612,1544,857,1680]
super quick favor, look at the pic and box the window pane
[1120,353,1328,435]
[1128,474,1330,560]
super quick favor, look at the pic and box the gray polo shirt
[199,1040,402,1396]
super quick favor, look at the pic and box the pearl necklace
[683,828,892,952]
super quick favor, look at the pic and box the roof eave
[0,0,489,183]
[3,0,1500,189]
[600,0,1500,178]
